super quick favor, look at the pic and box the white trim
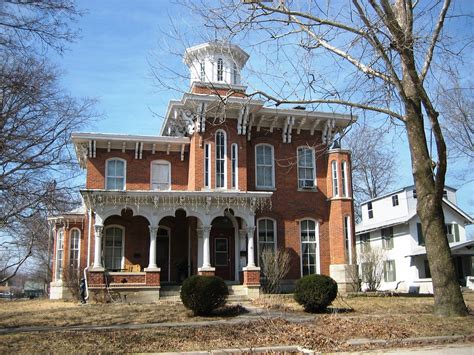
[299,219,320,277]
[231,143,239,190]
[55,228,64,281]
[341,160,349,197]
[150,160,171,191]
[255,143,275,189]
[204,143,211,189]
[297,146,316,189]
[331,160,339,197]
[157,225,171,283]
[103,225,125,270]
[344,215,353,264]
[69,227,81,271]
[105,158,126,190]
[256,217,277,266]
[215,130,227,189]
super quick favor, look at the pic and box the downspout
[83,208,93,301]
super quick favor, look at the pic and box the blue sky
[50,1,473,230]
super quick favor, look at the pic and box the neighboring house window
[232,63,239,84]
[384,260,396,282]
[443,190,448,199]
[331,160,339,197]
[413,189,417,199]
[367,202,374,219]
[55,229,64,280]
[300,219,318,276]
[104,226,124,271]
[217,58,223,81]
[69,229,80,272]
[423,259,431,278]
[151,160,171,190]
[200,61,205,81]
[341,161,348,197]
[360,262,370,283]
[215,130,226,188]
[344,216,352,264]
[445,223,460,243]
[359,232,371,252]
[382,227,394,249]
[392,195,399,206]
[255,144,275,189]
[417,223,425,246]
[204,143,211,189]
[231,143,238,189]
[258,218,276,264]
[297,147,315,189]
[106,158,126,190]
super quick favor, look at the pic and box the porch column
[145,226,159,270]
[198,225,215,275]
[246,226,256,267]
[242,225,260,298]
[92,224,104,270]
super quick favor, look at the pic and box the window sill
[329,196,352,201]
[255,187,277,191]
[297,187,318,192]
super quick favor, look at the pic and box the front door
[211,232,234,281]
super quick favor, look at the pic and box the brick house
[49,42,357,300]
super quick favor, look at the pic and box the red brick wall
[191,85,246,98]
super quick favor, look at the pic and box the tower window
[200,61,205,81]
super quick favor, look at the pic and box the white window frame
[200,61,206,81]
[150,160,171,191]
[392,194,399,206]
[231,143,238,190]
[217,58,224,82]
[232,62,239,84]
[297,147,316,189]
[343,216,353,264]
[215,130,227,189]
[384,260,396,282]
[341,160,348,197]
[257,218,277,265]
[105,158,126,190]
[331,160,339,197]
[69,228,81,272]
[255,143,275,189]
[204,143,211,189]
[55,228,64,281]
[103,225,125,271]
[300,219,320,276]
[367,202,374,219]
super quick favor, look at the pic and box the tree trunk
[404,98,468,317]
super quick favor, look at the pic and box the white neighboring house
[355,185,474,294]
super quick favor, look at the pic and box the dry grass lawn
[0,293,473,353]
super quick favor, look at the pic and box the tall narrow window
[215,130,226,188]
[69,229,80,272]
[392,195,399,206]
[106,158,125,190]
[151,160,171,190]
[297,147,315,188]
[258,219,276,264]
[367,202,374,219]
[217,58,223,81]
[331,160,339,197]
[341,161,348,197]
[344,216,352,264]
[445,223,460,243]
[255,144,275,189]
[300,219,318,276]
[204,143,211,189]
[104,226,124,271]
[232,63,239,84]
[382,226,394,249]
[231,143,238,189]
[384,260,396,282]
[55,229,64,280]
[200,61,205,81]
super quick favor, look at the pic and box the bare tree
[260,247,291,294]
[177,0,471,316]
[359,247,386,292]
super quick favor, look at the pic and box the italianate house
[49,42,357,300]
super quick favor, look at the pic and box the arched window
[106,158,126,190]
[232,63,239,84]
[55,228,64,280]
[151,160,171,190]
[331,160,339,197]
[300,219,319,276]
[341,161,348,197]
[217,58,223,81]
[257,218,276,265]
[297,147,316,189]
[255,144,275,189]
[103,226,124,271]
[231,143,238,189]
[69,228,81,272]
[215,130,226,188]
[200,61,206,81]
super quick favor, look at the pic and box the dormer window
[217,58,223,82]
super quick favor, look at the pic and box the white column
[146,226,159,270]
[198,225,214,271]
[92,224,104,270]
[246,226,256,267]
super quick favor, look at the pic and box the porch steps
[159,285,251,302]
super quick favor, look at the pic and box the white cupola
[183,41,249,90]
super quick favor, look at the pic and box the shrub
[294,274,338,313]
[180,275,228,316]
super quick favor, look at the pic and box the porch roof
[406,239,474,257]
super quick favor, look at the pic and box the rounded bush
[180,275,228,316]
[294,274,338,313]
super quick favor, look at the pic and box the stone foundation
[330,264,358,293]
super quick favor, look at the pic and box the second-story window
[297,147,315,189]
[331,160,339,197]
[231,143,238,189]
[106,158,125,190]
[217,58,223,81]
[151,160,171,190]
[215,130,226,188]
[256,144,275,189]
[341,161,348,197]
[367,202,374,219]
[382,226,394,249]
[204,143,211,189]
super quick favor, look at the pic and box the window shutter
[417,223,424,246]
[453,224,460,242]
